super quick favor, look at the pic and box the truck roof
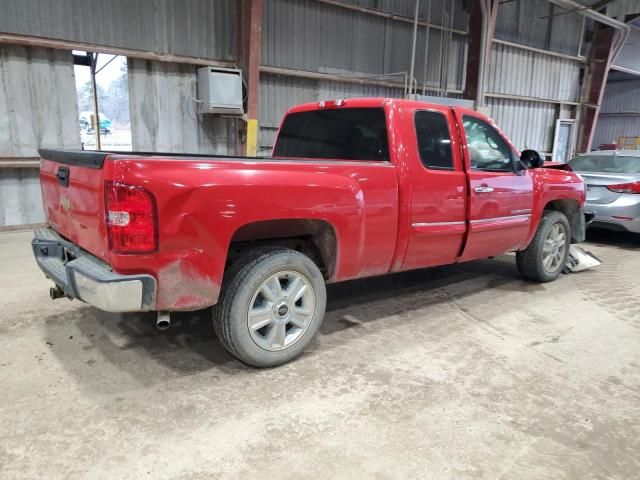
[286,97,479,117]
[283,97,511,151]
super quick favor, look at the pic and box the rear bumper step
[32,228,156,312]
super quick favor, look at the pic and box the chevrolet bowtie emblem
[60,196,71,212]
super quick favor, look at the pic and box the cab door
[401,106,468,270]
[454,111,534,261]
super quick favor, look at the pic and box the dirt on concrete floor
[1,229,639,480]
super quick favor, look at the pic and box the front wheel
[213,247,327,367]
[516,211,571,282]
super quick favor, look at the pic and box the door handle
[474,185,494,193]
[56,167,70,188]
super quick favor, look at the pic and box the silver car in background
[568,150,640,234]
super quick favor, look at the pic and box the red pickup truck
[33,98,586,367]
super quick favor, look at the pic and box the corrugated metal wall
[260,0,468,151]
[262,0,466,83]
[334,0,469,30]
[1,0,235,62]
[487,43,580,102]
[1,0,593,226]
[606,0,640,21]
[484,41,581,152]
[259,74,403,150]
[485,0,583,153]
[494,0,583,56]
[260,0,584,154]
[593,79,640,148]
[128,59,236,154]
[600,79,640,114]
[0,45,80,157]
[612,28,640,75]
[487,98,557,152]
[0,169,45,226]
[0,45,80,227]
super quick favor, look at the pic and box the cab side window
[462,115,514,171]
[414,111,454,170]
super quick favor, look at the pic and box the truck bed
[38,147,400,310]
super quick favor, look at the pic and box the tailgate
[38,149,110,261]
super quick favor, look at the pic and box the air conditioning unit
[197,67,244,115]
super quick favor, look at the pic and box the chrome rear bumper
[32,228,156,312]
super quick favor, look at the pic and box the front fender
[525,168,586,247]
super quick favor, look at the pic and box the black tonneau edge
[38,149,109,169]
[38,148,393,167]
[38,148,271,169]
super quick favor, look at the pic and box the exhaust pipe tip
[156,311,171,331]
[50,286,65,300]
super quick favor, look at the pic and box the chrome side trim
[412,221,466,228]
[470,214,531,224]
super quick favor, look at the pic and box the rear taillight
[105,181,157,253]
[606,181,640,194]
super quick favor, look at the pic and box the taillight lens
[606,181,640,194]
[105,181,157,253]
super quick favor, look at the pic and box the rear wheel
[516,211,570,282]
[213,247,326,367]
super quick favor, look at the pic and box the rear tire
[516,211,571,282]
[213,247,327,367]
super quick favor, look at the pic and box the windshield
[568,155,640,173]
[273,108,389,161]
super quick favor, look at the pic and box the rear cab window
[273,108,389,161]
[414,110,454,170]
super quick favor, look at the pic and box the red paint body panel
[39,98,586,311]
[40,160,109,258]
[395,102,468,270]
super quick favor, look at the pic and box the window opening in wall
[73,51,132,151]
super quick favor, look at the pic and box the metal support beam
[0,33,234,68]
[90,53,102,151]
[259,65,443,92]
[237,0,263,157]
[577,26,616,152]
[493,39,584,62]
[463,0,498,107]
[408,0,420,96]
[313,0,467,36]
[485,92,579,106]
[0,158,41,169]
[547,0,629,61]
[0,223,45,233]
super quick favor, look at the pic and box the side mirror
[520,149,545,169]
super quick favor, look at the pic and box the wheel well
[544,199,583,242]
[226,219,337,279]
[544,199,578,216]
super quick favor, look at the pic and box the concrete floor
[1,230,639,480]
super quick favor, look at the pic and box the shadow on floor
[42,255,536,391]
[585,228,640,251]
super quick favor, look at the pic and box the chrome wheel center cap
[276,303,289,318]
